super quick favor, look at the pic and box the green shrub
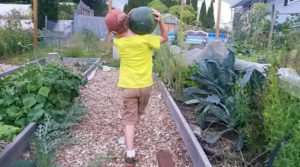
[62,31,107,58]
[153,44,195,93]
[62,47,84,58]
[263,66,300,166]
[0,63,86,141]
[0,28,33,57]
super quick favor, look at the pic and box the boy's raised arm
[152,9,168,43]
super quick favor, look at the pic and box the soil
[63,62,90,74]
[54,70,192,167]
[0,139,8,153]
[175,100,265,167]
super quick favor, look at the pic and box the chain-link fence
[44,13,107,46]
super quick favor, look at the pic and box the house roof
[231,0,260,8]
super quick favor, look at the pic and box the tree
[186,0,190,5]
[191,0,197,11]
[37,0,59,29]
[206,1,215,28]
[168,5,196,25]
[199,0,206,27]
[148,0,168,13]
[161,0,178,8]
[123,0,152,13]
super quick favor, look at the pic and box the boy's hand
[152,9,162,22]
[127,8,134,17]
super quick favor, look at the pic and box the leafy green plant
[0,122,21,141]
[0,63,86,141]
[153,44,195,93]
[33,102,86,167]
[0,28,33,58]
[183,49,265,145]
[263,66,300,167]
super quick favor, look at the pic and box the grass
[1,31,110,65]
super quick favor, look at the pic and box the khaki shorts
[122,86,152,125]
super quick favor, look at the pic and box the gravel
[55,69,192,167]
[0,64,18,73]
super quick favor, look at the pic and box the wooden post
[107,0,112,53]
[216,0,222,40]
[267,4,276,57]
[179,0,184,33]
[33,0,38,49]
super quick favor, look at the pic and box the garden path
[55,69,192,167]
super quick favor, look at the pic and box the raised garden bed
[0,57,100,167]
[158,82,212,167]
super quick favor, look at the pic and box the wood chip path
[56,69,192,167]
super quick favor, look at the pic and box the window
[285,0,299,6]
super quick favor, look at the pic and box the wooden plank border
[158,82,212,167]
[0,123,37,167]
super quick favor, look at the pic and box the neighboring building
[232,0,300,23]
[0,3,31,17]
[74,0,94,16]
[162,14,180,33]
[154,14,179,34]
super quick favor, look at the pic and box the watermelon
[129,7,158,35]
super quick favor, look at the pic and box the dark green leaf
[49,110,67,123]
[185,99,201,105]
[7,106,21,120]
[27,109,44,122]
[38,86,50,97]
[206,95,220,104]
[23,95,36,108]
[204,129,232,145]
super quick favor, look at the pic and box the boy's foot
[124,157,136,167]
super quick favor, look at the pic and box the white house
[197,0,241,30]
[0,3,31,17]
[232,0,300,24]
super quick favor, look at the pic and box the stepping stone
[157,150,175,167]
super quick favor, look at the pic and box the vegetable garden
[0,0,300,167]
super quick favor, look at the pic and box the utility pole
[267,4,276,57]
[107,0,112,53]
[216,0,222,40]
[33,0,38,49]
[179,0,184,33]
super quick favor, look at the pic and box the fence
[44,19,73,46]
[44,14,107,46]
[73,14,107,39]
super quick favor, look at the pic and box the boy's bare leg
[125,124,135,150]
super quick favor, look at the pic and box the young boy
[105,8,168,167]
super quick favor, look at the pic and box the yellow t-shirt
[113,34,160,88]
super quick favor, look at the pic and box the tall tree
[37,0,59,29]
[148,0,168,13]
[191,0,197,11]
[206,1,215,28]
[161,0,178,8]
[123,0,152,13]
[199,0,206,27]
[186,0,190,5]
[168,5,196,25]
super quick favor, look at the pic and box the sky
[112,0,243,10]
